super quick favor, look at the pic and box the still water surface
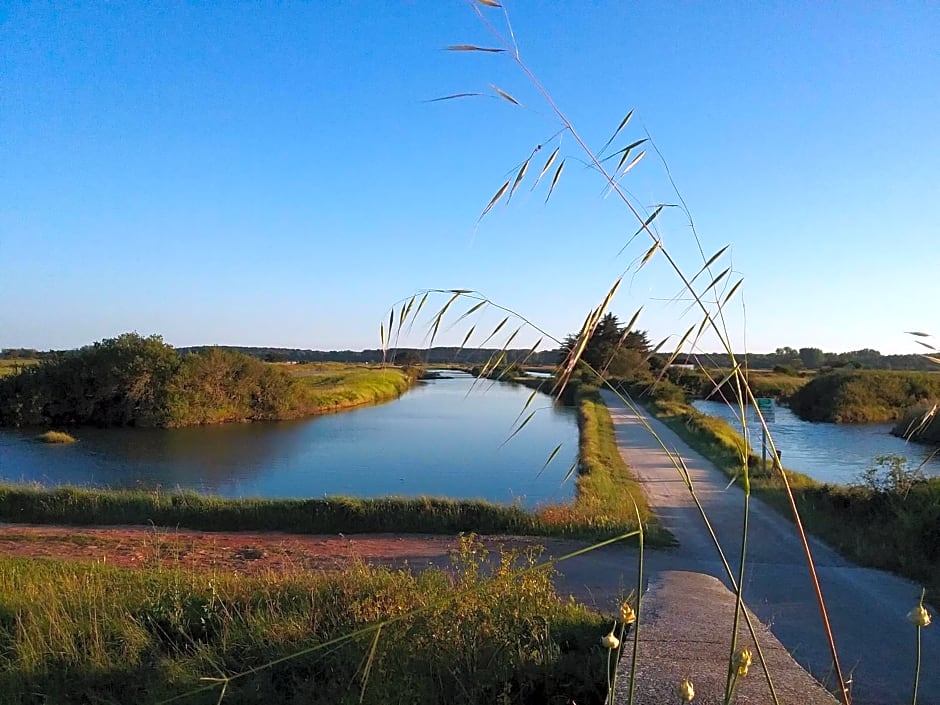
[692,400,938,485]
[0,374,577,507]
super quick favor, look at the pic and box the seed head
[734,647,753,677]
[600,631,620,650]
[907,604,932,628]
[677,677,695,702]
[620,602,636,624]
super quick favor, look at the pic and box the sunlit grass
[0,538,607,705]
[34,430,77,444]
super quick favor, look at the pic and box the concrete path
[614,571,839,705]
[551,392,938,705]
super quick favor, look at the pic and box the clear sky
[2,2,937,355]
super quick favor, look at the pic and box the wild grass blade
[597,109,634,158]
[618,149,646,176]
[538,443,563,476]
[471,316,509,350]
[508,157,530,201]
[424,92,486,103]
[490,84,520,105]
[545,160,565,203]
[359,624,382,704]
[446,44,504,52]
[689,245,730,286]
[532,147,559,190]
[480,179,511,220]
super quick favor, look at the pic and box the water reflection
[693,400,938,485]
[0,374,577,507]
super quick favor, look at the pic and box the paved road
[551,392,938,705]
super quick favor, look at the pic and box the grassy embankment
[285,362,416,413]
[646,398,940,601]
[663,366,809,402]
[539,385,670,544]
[788,369,940,423]
[0,537,609,705]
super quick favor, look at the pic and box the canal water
[0,373,577,507]
[692,399,938,485]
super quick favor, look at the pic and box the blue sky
[2,1,937,355]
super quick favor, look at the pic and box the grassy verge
[288,364,416,414]
[646,399,939,601]
[0,481,661,543]
[537,386,672,545]
[0,537,608,705]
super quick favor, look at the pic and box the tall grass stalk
[416,3,855,702]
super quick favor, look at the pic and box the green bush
[892,401,940,443]
[789,370,940,423]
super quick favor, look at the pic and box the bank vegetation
[0,333,414,429]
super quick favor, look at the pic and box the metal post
[761,426,767,472]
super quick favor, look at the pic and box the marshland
[2,2,938,704]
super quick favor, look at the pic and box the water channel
[0,373,578,507]
[692,399,938,485]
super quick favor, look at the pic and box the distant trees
[561,313,652,380]
[799,347,825,369]
[394,350,424,367]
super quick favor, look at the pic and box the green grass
[646,398,938,602]
[0,477,665,543]
[34,430,77,444]
[288,364,415,413]
[0,537,609,705]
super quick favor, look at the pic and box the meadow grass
[0,537,608,705]
[0,359,38,379]
[289,364,416,414]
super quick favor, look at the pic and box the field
[0,359,38,379]
[0,536,608,705]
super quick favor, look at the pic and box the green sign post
[756,398,775,471]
